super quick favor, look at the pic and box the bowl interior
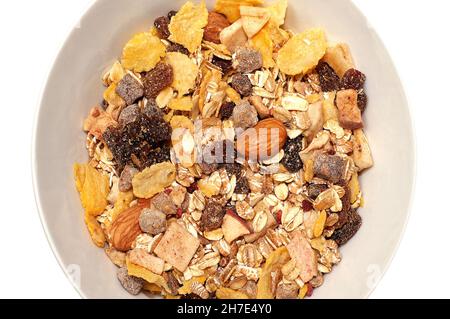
[33,0,414,299]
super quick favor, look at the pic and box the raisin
[301,200,314,212]
[220,101,235,119]
[211,55,233,74]
[167,42,189,55]
[115,74,144,105]
[316,61,340,92]
[331,210,362,246]
[234,48,263,74]
[231,100,258,129]
[281,136,303,173]
[154,16,170,39]
[201,200,226,231]
[221,163,242,178]
[117,267,144,295]
[306,183,328,200]
[341,69,366,90]
[139,208,167,235]
[143,62,174,99]
[235,175,250,194]
[186,182,198,194]
[231,74,253,97]
[357,90,368,112]
[181,293,202,299]
[167,10,177,20]
[118,104,140,126]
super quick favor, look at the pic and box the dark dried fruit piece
[341,69,366,90]
[201,200,226,231]
[334,186,351,229]
[119,164,138,192]
[221,163,242,178]
[142,99,164,119]
[116,74,144,106]
[167,42,189,55]
[117,267,144,295]
[154,16,170,39]
[234,48,263,74]
[167,10,178,20]
[313,154,348,184]
[212,55,233,74]
[316,61,340,92]
[301,200,314,212]
[235,175,250,194]
[231,74,253,97]
[186,182,198,194]
[331,210,362,246]
[143,62,174,99]
[139,208,167,235]
[143,143,171,168]
[357,90,368,112]
[306,183,328,200]
[163,271,180,295]
[119,104,140,126]
[281,136,303,173]
[181,293,202,299]
[220,101,235,119]
[204,12,230,44]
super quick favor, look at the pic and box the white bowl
[32,0,415,299]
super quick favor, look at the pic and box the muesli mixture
[73,0,373,299]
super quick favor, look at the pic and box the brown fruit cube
[154,222,200,272]
[313,154,349,184]
[336,89,363,130]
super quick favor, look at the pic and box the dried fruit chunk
[73,163,110,216]
[281,136,303,172]
[220,101,235,119]
[287,231,317,282]
[257,247,290,299]
[212,56,233,74]
[232,100,258,129]
[139,208,167,235]
[121,32,166,73]
[331,210,362,245]
[341,69,366,90]
[201,200,226,231]
[165,52,198,96]
[222,213,251,243]
[143,62,174,99]
[216,287,249,299]
[231,74,253,97]
[323,43,355,77]
[240,6,271,38]
[219,19,248,52]
[118,104,140,126]
[84,213,106,247]
[117,267,144,295]
[234,47,263,73]
[352,129,374,171]
[336,89,363,130]
[168,1,208,53]
[316,61,340,92]
[119,165,138,192]
[126,258,171,292]
[166,42,189,55]
[204,12,230,44]
[313,154,349,184]
[250,27,275,68]
[154,222,200,272]
[214,0,264,23]
[154,16,170,39]
[277,28,327,75]
[132,162,176,199]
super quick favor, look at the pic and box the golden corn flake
[165,52,198,96]
[132,162,176,199]
[84,213,106,248]
[178,276,207,295]
[168,1,208,53]
[74,163,110,216]
[264,19,290,50]
[122,32,166,72]
[168,96,193,111]
[257,246,290,299]
[126,258,171,292]
[216,287,249,299]
[103,83,125,108]
[266,0,288,26]
[214,0,265,23]
[250,28,275,68]
[277,28,327,75]
[170,115,195,132]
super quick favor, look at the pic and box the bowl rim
[31,0,417,299]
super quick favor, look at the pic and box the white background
[0,0,448,298]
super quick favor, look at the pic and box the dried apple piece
[277,28,327,75]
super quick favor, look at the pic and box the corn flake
[122,32,166,72]
[74,163,110,216]
[103,83,125,108]
[84,213,106,248]
[266,0,288,26]
[216,287,249,299]
[250,27,275,68]
[170,115,195,132]
[132,162,176,199]
[277,28,327,75]
[166,52,199,96]
[126,258,170,292]
[168,1,208,53]
[257,246,290,299]
[215,0,265,23]
[168,96,193,111]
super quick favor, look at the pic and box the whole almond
[203,12,230,44]
[109,199,151,252]
[236,118,287,161]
